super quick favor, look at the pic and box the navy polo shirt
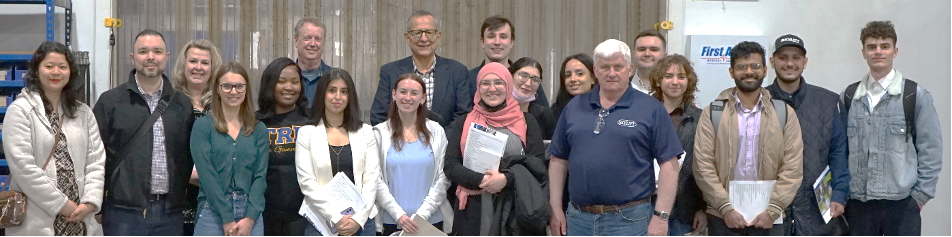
[547,85,683,206]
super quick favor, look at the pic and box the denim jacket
[841,70,943,206]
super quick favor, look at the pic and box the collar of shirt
[733,90,764,114]
[135,74,164,97]
[413,59,437,75]
[586,85,636,110]
[867,69,896,96]
[769,77,805,109]
[630,72,649,93]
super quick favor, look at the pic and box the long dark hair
[649,54,699,108]
[209,61,258,136]
[387,73,432,151]
[309,68,362,132]
[552,53,595,109]
[25,41,82,119]
[257,57,306,120]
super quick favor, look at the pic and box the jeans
[668,217,694,236]
[304,218,376,236]
[845,196,920,235]
[102,199,184,236]
[194,192,264,236]
[707,214,783,236]
[566,201,651,236]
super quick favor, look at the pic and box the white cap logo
[780,37,800,44]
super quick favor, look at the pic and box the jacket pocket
[887,122,907,155]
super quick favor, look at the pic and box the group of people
[0,8,941,237]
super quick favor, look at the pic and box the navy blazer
[370,55,472,127]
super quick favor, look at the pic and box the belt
[148,193,167,202]
[573,197,650,214]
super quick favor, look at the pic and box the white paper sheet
[463,122,508,173]
[813,166,834,223]
[299,172,366,236]
[729,180,780,224]
[398,214,447,236]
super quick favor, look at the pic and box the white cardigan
[372,119,453,233]
[295,122,380,226]
[1,88,105,236]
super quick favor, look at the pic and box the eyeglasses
[479,79,506,88]
[732,63,764,71]
[594,108,610,135]
[407,29,438,40]
[515,71,542,86]
[220,83,247,93]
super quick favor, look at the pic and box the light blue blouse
[381,139,442,224]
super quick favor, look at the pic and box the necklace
[330,144,344,173]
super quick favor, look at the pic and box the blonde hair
[172,39,222,108]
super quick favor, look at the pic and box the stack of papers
[463,122,508,173]
[729,180,781,224]
[813,166,834,223]
[398,214,447,236]
[299,172,366,236]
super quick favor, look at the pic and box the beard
[735,75,764,92]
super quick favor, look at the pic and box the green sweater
[190,116,270,223]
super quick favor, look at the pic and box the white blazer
[1,89,105,236]
[372,119,453,233]
[295,122,380,226]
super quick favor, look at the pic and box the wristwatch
[653,210,670,221]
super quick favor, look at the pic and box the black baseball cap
[774,34,806,55]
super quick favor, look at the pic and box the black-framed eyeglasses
[516,71,542,86]
[732,63,764,71]
[594,108,610,135]
[220,83,247,93]
[407,29,438,40]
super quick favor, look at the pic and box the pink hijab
[461,62,527,151]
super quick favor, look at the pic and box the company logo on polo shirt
[617,119,637,127]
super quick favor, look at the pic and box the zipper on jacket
[143,208,147,219]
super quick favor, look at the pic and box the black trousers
[708,214,784,236]
[845,197,921,236]
[262,208,308,236]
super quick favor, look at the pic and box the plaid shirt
[413,60,436,111]
[136,78,169,194]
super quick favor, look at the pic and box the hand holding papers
[299,172,366,236]
[729,180,780,225]
[463,122,508,173]
[813,166,834,223]
[398,214,447,236]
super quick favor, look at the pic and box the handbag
[0,122,62,228]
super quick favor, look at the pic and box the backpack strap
[842,81,862,127]
[902,79,917,146]
[710,100,726,134]
[772,99,787,132]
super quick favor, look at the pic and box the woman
[2,41,105,235]
[647,54,706,236]
[373,73,451,235]
[550,53,596,120]
[255,58,310,236]
[295,68,379,236]
[171,39,222,235]
[191,62,269,236]
[443,62,548,236]
[509,57,557,140]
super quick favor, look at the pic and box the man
[467,15,548,107]
[841,21,942,236]
[693,41,803,236]
[631,30,667,94]
[93,29,195,235]
[293,17,333,107]
[548,39,682,236]
[765,34,849,235]
[371,10,470,127]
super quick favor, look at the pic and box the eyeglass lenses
[221,84,246,92]
[734,63,763,70]
[517,72,541,85]
[410,30,437,39]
